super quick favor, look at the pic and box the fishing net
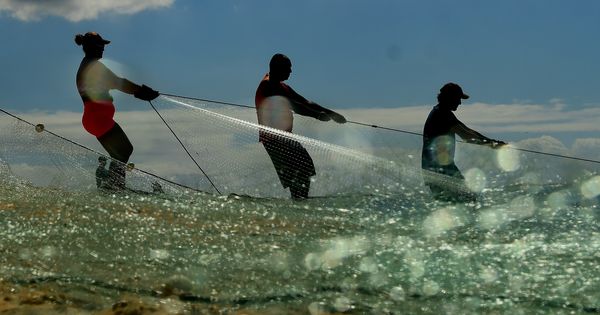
[0,111,196,196]
[0,96,440,199]
[148,95,600,201]
[3,97,600,314]
[147,95,431,198]
[2,94,599,202]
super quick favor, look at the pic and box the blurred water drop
[480,266,498,283]
[423,206,466,238]
[308,301,326,315]
[423,280,440,296]
[359,257,378,273]
[581,176,600,199]
[304,253,321,271]
[496,145,520,172]
[333,296,352,312]
[465,168,487,192]
[150,249,170,260]
[389,286,405,301]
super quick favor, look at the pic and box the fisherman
[95,156,110,189]
[255,53,346,199]
[75,32,159,190]
[422,82,506,201]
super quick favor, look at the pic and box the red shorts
[82,101,116,137]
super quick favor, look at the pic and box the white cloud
[458,103,600,133]
[572,138,600,161]
[0,0,174,22]
[337,102,600,135]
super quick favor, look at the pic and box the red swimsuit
[82,100,116,137]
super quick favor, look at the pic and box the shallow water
[1,174,600,314]
[2,102,600,313]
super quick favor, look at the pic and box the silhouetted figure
[422,83,506,201]
[95,156,110,188]
[255,53,346,199]
[75,32,159,190]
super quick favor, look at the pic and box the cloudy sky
[1,0,599,168]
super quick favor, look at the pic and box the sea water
[1,172,599,314]
[1,98,599,313]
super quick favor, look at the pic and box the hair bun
[74,34,84,46]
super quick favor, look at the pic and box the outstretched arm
[101,63,159,101]
[451,121,505,148]
[116,78,159,101]
[116,77,141,95]
[286,87,346,123]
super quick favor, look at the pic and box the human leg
[424,165,476,203]
[97,123,133,189]
[262,137,315,199]
[289,174,310,200]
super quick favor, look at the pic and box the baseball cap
[83,32,110,45]
[440,82,469,99]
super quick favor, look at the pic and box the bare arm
[101,63,158,100]
[451,121,505,147]
[102,66,143,95]
[286,87,346,123]
[116,78,142,95]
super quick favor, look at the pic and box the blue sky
[1,0,600,147]
[1,0,599,111]
[1,0,599,188]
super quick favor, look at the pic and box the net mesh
[0,112,196,196]
[0,96,432,199]
[2,95,597,201]
[149,95,428,198]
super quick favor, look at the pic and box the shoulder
[82,59,112,74]
[280,82,294,93]
[257,77,269,89]
[256,77,271,96]
[431,106,455,118]
[257,76,290,96]
[426,106,441,119]
[426,106,458,126]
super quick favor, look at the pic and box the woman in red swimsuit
[75,32,159,189]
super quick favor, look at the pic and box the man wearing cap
[421,82,506,201]
[75,32,159,190]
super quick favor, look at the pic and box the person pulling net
[74,31,159,191]
[255,54,347,199]
[422,83,507,202]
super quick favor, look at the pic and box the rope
[148,100,222,195]
[0,107,203,193]
[161,92,600,166]
[160,92,254,109]
[346,120,423,137]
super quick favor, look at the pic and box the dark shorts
[262,137,316,188]
[422,163,476,202]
